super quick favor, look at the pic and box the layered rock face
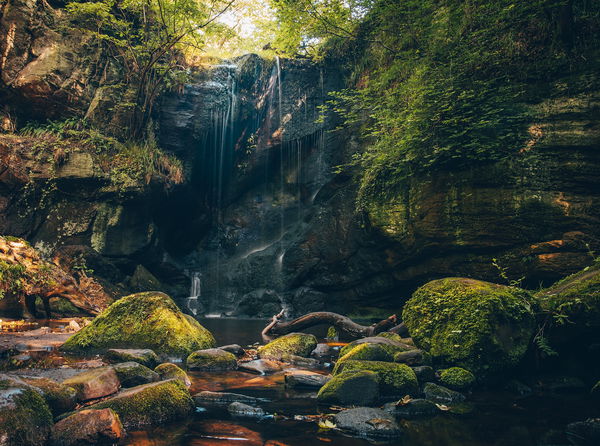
[1,0,599,318]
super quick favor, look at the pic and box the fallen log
[262,311,400,339]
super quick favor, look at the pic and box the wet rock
[384,399,440,418]
[112,362,159,388]
[285,370,331,388]
[227,402,266,419]
[394,349,428,366]
[219,344,245,356]
[333,360,419,396]
[281,354,320,368]
[412,366,436,383]
[339,337,413,358]
[537,376,586,393]
[438,367,476,391]
[0,381,53,446]
[333,407,402,439]
[258,333,318,360]
[194,391,264,407]
[186,348,237,371]
[62,367,120,401]
[87,379,194,429]
[154,363,191,388]
[19,376,77,416]
[238,359,283,375]
[423,382,466,405]
[50,408,124,446]
[61,292,215,357]
[105,349,159,368]
[504,379,533,397]
[311,343,332,359]
[402,278,536,376]
[566,418,600,446]
[317,370,379,406]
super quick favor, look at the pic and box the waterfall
[187,271,201,316]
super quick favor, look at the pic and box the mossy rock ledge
[61,292,215,358]
[536,263,600,338]
[402,278,536,376]
[257,333,317,360]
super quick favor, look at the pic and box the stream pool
[120,318,595,446]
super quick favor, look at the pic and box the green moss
[186,349,237,371]
[336,343,393,367]
[317,370,379,406]
[402,278,536,375]
[377,332,404,343]
[257,333,317,360]
[89,379,194,429]
[439,367,476,391]
[112,362,159,387]
[333,360,419,396]
[61,292,215,357]
[536,264,600,331]
[20,376,77,416]
[154,363,190,387]
[339,338,412,358]
[0,385,53,446]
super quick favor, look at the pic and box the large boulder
[257,333,317,360]
[186,349,238,371]
[402,278,536,375]
[61,292,216,357]
[333,360,418,396]
[50,408,124,446]
[536,263,600,339]
[0,378,53,446]
[317,370,379,406]
[88,379,194,429]
[62,367,120,401]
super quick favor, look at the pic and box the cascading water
[187,271,201,316]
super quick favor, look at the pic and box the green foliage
[270,0,600,207]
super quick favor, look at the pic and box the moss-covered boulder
[257,333,317,360]
[377,332,404,343]
[0,379,53,446]
[337,343,393,365]
[186,348,238,371]
[61,292,215,357]
[339,337,413,358]
[333,360,419,396]
[439,367,476,391]
[154,363,191,388]
[112,362,159,388]
[317,370,379,406]
[536,264,600,337]
[88,379,194,429]
[402,278,536,375]
[19,376,77,416]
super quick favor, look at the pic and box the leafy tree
[66,0,236,137]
